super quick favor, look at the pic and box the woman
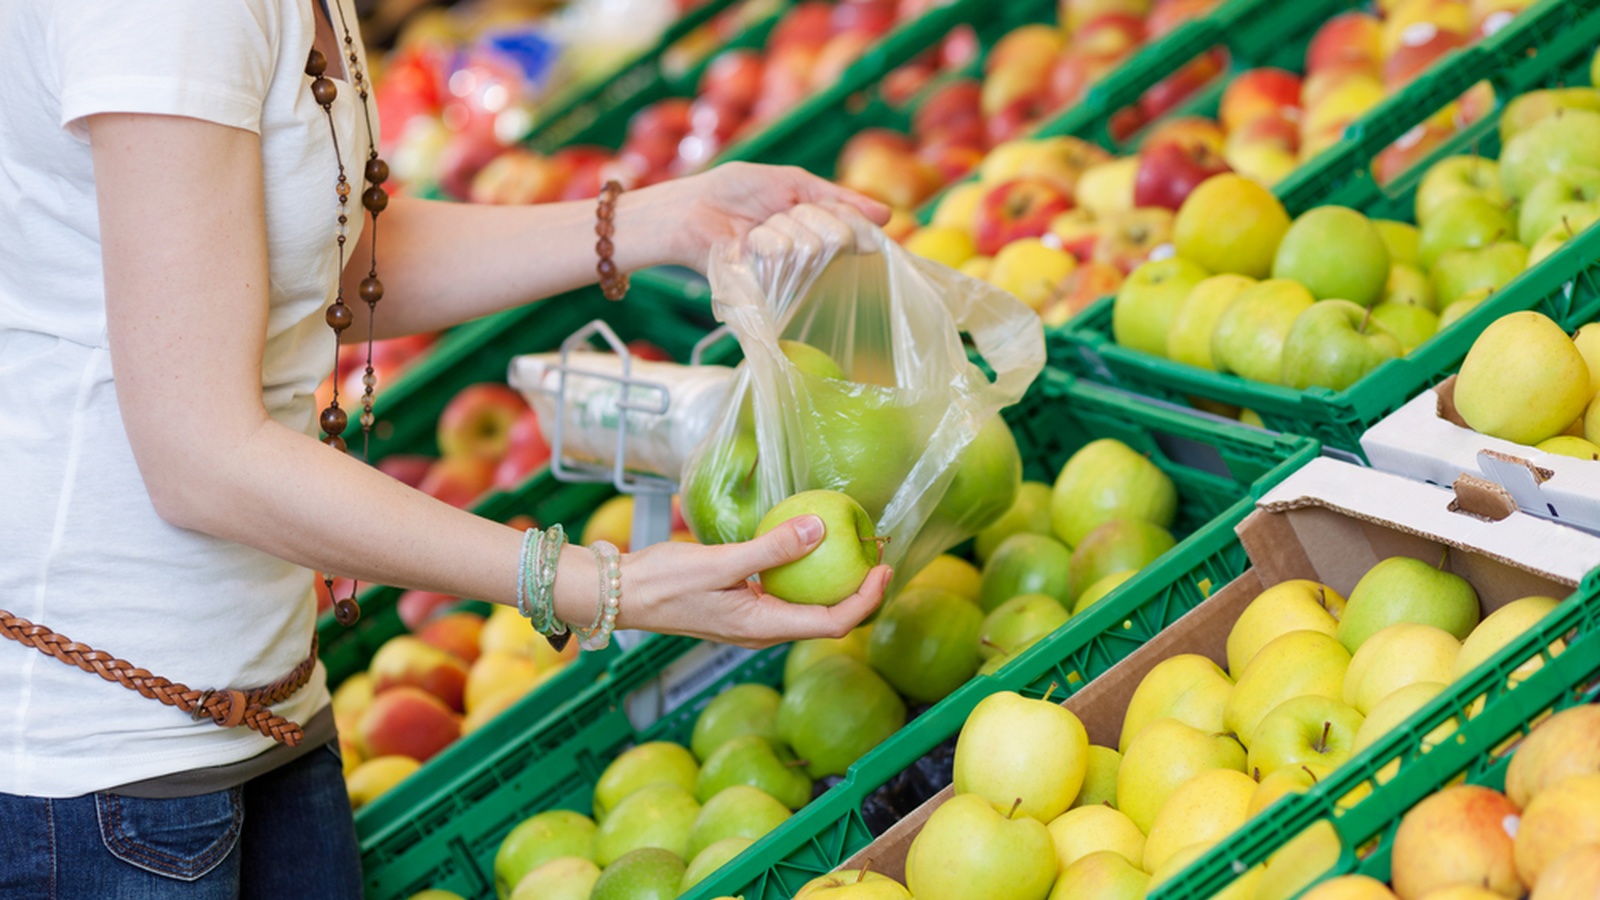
[0,0,893,895]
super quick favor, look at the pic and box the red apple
[1092,207,1175,273]
[1144,0,1222,38]
[913,80,984,140]
[1382,24,1467,88]
[1374,121,1451,184]
[1047,51,1126,111]
[627,97,693,144]
[882,59,938,107]
[917,136,986,182]
[832,0,898,38]
[492,408,551,491]
[377,454,435,489]
[973,178,1075,255]
[1140,115,1227,155]
[437,383,529,462]
[1139,49,1226,120]
[418,456,496,508]
[1132,140,1231,210]
[468,148,570,205]
[616,132,681,184]
[839,144,941,210]
[981,25,1066,117]
[398,590,460,631]
[940,25,981,70]
[417,612,485,666]
[768,1,835,50]
[838,127,918,172]
[626,339,673,362]
[700,49,765,110]
[552,145,611,200]
[985,91,1054,145]
[1072,12,1145,57]
[1226,111,1300,153]
[1047,208,1107,260]
[811,30,880,91]
[437,121,506,201]
[1306,11,1383,72]
[1219,67,1302,131]
[1109,105,1148,142]
[358,685,461,763]
[751,43,819,124]
[1042,260,1124,325]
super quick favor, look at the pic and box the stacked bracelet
[576,540,622,651]
[516,524,570,651]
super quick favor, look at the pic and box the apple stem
[1008,798,1024,820]
[785,759,810,769]
[1043,682,1059,703]
[1563,215,1577,238]
[1316,720,1332,754]
[1437,546,1449,570]
[1358,304,1374,335]
[1253,766,1261,782]
[856,859,873,884]
[1302,765,1320,785]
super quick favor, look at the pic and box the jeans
[0,741,362,899]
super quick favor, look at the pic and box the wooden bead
[597,258,617,278]
[322,434,348,453]
[595,220,614,238]
[365,158,389,185]
[596,237,613,258]
[320,405,348,436]
[325,303,353,331]
[358,276,383,305]
[311,77,337,107]
[361,185,388,214]
[305,49,327,77]
[333,597,361,627]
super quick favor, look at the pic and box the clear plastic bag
[680,212,1046,592]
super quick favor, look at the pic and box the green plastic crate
[1149,565,1600,899]
[1050,0,1600,457]
[355,370,1318,900]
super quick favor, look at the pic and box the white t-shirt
[0,0,375,796]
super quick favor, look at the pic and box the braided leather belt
[0,609,316,747]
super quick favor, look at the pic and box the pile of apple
[1298,703,1600,900]
[332,603,582,811]
[1445,309,1600,460]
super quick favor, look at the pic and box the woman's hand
[614,514,892,648]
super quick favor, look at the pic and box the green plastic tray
[1050,0,1600,457]
[355,370,1318,900]
[1151,564,1600,899]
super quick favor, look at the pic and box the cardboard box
[1361,375,1600,536]
[838,458,1600,885]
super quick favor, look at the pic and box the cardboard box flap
[1450,473,1520,522]
[1434,374,1469,429]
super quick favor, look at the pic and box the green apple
[695,734,813,811]
[1383,263,1436,311]
[680,837,753,894]
[1374,220,1422,267]
[1117,718,1246,834]
[1279,300,1404,392]
[691,683,782,762]
[1418,194,1517,271]
[1223,630,1352,746]
[1211,278,1316,383]
[777,655,906,778]
[1168,274,1258,370]
[1118,653,1232,751]
[781,340,847,379]
[1343,623,1460,714]
[495,810,597,897]
[1048,804,1144,868]
[1370,302,1439,353]
[1113,256,1211,357]
[1455,310,1592,446]
[954,690,1089,823]
[867,587,984,703]
[1142,768,1257,873]
[1528,207,1600,265]
[687,785,790,859]
[1248,762,1334,817]
[1431,242,1529,309]
[784,626,872,689]
[593,742,699,821]
[980,593,1070,660]
[1517,168,1600,243]
[935,415,1023,533]
[1246,695,1365,779]
[1047,850,1149,900]
[594,783,701,865]
[1415,156,1504,225]
[1049,437,1178,547]
[1438,288,1493,329]
[756,489,882,606]
[508,857,601,900]
[1226,579,1346,678]
[975,481,1054,563]
[409,891,467,900]
[1071,745,1121,809]
[590,848,687,900]
[904,792,1058,900]
[682,430,761,544]
[1337,555,1481,651]
[1272,206,1391,307]
[907,554,983,603]
[1068,519,1174,603]
[1499,108,1600,201]
[1172,173,1292,278]
[1072,570,1136,615]
[1499,88,1600,144]
[793,868,912,899]
[1537,435,1600,459]
[1454,595,1561,680]
[979,532,1074,612]
[799,381,917,518]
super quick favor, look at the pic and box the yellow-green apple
[1068,519,1174,603]
[907,554,983,603]
[793,868,912,900]
[980,593,1070,661]
[593,741,699,820]
[1301,874,1397,900]
[1500,109,1600,201]
[1092,207,1175,275]
[1112,256,1211,357]
[1171,171,1292,277]
[580,494,634,548]
[370,635,470,712]
[979,532,1074,612]
[1133,140,1232,211]
[1518,169,1600,243]
[1224,630,1352,745]
[1049,437,1178,546]
[495,810,598,896]
[680,838,753,895]
[1048,805,1145,869]
[418,455,496,508]
[868,587,984,702]
[1538,435,1600,458]
[1073,570,1137,614]
[1223,133,1301,187]
[1530,843,1600,899]
[1432,242,1529,308]
[1273,207,1391,306]
[1415,156,1504,224]
[509,856,601,900]
[477,604,538,659]
[1371,302,1439,352]
[682,431,761,545]
[437,383,530,461]
[346,755,421,809]
[1301,75,1384,138]
[955,690,1089,822]
[1455,311,1592,445]
[1352,681,1452,785]
[464,680,549,735]
[1439,289,1493,328]
[1047,850,1148,900]
[1307,11,1383,72]
[975,481,1054,563]
[1280,300,1404,391]
[778,655,905,777]
[1044,261,1125,326]
[1075,157,1141,218]
[1227,579,1347,677]
[1221,67,1302,132]
[1211,278,1317,383]
[1344,623,1459,714]
[358,686,462,763]
[590,847,687,900]
[933,414,1023,533]
[932,182,987,233]
[696,734,812,810]
[1119,653,1233,750]
[904,225,978,268]
[987,237,1077,310]
[594,783,701,865]
[1506,704,1600,808]
[980,137,1113,197]
[974,179,1076,257]
[689,683,781,762]
[1047,208,1104,262]
[1149,843,1264,899]
[1247,695,1365,779]
[1391,785,1522,899]
[1375,220,1423,266]
[332,672,374,724]
[1572,322,1600,388]
[1071,746,1122,810]
[464,651,539,715]
[1256,821,1344,900]
[1528,207,1600,265]
[1169,274,1257,369]
[686,785,789,859]
[1456,595,1563,682]
[1249,762,1335,816]
[1338,555,1481,651]
[1499,88,1600,144]
[905,792,1058,900]
[1143,768,1258,873]
[1118,718,1247,833]
[1384,264,1436,311]
[755,489,882,606]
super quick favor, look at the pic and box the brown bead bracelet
[596,180,630,302]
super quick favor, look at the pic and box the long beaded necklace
[306,0,388,627]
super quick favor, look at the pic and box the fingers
[746,564,893,645]
[790,168,892,225]
[722,514,825,575]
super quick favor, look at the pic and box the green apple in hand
[1113,256,1211,357]
[1211,278,1316,383]
[1383,263,1436,311]
[687,785,790,859]
[690,683,782,762]
[1117,718,1246,834]
[1223,630,1351,746]
[1418,194,1516,270]
[1342,623,1459,714]
[1279,300,1404,392]
[1374,219,1422,267]
[1050,438,1178,547]
[1167,274,1257,370]
[934,414,1023,533]
[1226,579,1346,678]
[682,430,762,544]
[1068,519,1174,605]
[1370,302,1439,353]
[781,339,847,379]
[1499,108,1600,201]
[793,868,912,899]
[955,690,1090,823]
[867,587,984,703]
[1119,654,1232,751]
[979,593,1070,661]
[1246,695,1366,779]
[1517,168,1600,243]
[1415,156,1504,225]
[1272,206,1391,307]
[979,532,1074,612]
[1142,768,1258,873]
[1048,850,1149,900]
[783,626,872,689]
[1337,555,1481,651]
[507,856,600,900]
[905,793,1058,900]
[756,489,882,606]
[778,655,906,778]
[593,742,699,820]
[590,848,687,900]
[1431,242,1528,308]
[975,481,1055,563]
[680,837,753,894]
[593,783,701,865]
[495,810,597,897]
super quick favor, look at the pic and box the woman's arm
[92,112,886,647]
[341,164,890,339]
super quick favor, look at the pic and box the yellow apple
[1143,768,1258,873]
[1226,580,1347,678]
[1168,274,1258,371]
[1454,595,1563,682]
[1342,623,1460,715]
[1507,705,1600,809]
[1257,821,1343,900]
[904,226,978,269]
[1301,874,1398,899]
[1249,762,1336,817]
[906,554,984,604]
[1225,630,1352,746]
[1118,653,1233,751]
[1148,843,1264,899]
[1117,718,1246,834]
[1048,804,1146,870]
[1455,311,1592,446]
[1072,744,1121,809]
[959,255,993,281]
[1517,775,1600,889]
[1172,173,1292,278]
[987,238,1077,311]
[1530,844,1600,899]
[932,182,986,234]
[1076,158,1140,218]
[1572,323,1600,394]
[1393,785,1521,899]
[465,651,541,715]
[1352,681,1455,785]
[1047,850,1149,900]
[954,691,1090,823]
